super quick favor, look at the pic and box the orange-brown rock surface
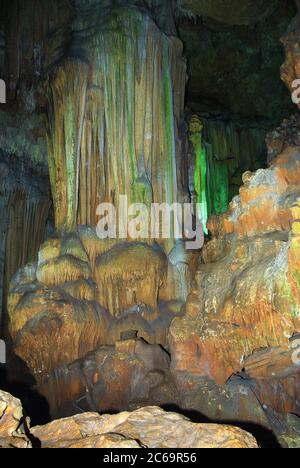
[0,390,31,448]
[0,389,259,449]
[281,6,300,109]
[5,0,300,447]
[7,231,180,383]
[37,337,178,418]
[169,144,300,388]
[30,406,258,449]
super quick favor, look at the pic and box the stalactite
[0,160,51,332]
[189,116,208,234]
[46,6,186,239]
[95,243,167,317]
[202,115,268,204]
[3,0,71,102]
[47,61,89,230]
[188,114,268,231]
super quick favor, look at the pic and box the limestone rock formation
[0,154,51,334]
[0,390,31,448]
[266,114,300,162]
[6,1,193,410]
[46,3,187,235]
[8,230,180,383]
[169,143,300,395]
[0,389,259,449]
[281,5,300,108]
[37,337,178,419]
[31,406,258,449]
[3,0,300,448]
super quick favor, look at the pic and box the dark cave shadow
[161,404,281,449]
[0,363,50,428]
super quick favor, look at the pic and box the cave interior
[1,0,300,449]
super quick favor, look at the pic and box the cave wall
[0,156,50,332]
[0,0,58,332]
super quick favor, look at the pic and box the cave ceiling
[180,0,297,124]
[182,0,281,26]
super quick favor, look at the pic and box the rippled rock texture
[8,231,183,386]
[6,1,193,414]
[4,0,300,448]
[36,336,178,419]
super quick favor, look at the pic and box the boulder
[31,406,258,449]
[0,390,31,448]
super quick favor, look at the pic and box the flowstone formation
[169,131,300,416]
[38,336,179,418]
[46,2,187,233]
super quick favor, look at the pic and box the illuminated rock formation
[46,2,187,237]
[189,116,208,234]
[0,390,31,448]
[31,406,258,449]
[5,0,300,447]
[8,231,178,381]
[7,1,191,392]
[169,141,300,391]
[1,389,258,448]
[187,113,269,237]
[36,337,177,418]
